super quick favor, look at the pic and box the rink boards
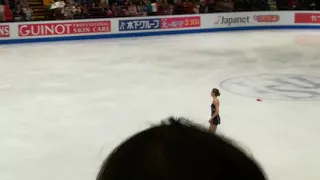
[0,11,320,44]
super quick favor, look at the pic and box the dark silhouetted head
[211,88,220,97]
[97,117,266,180]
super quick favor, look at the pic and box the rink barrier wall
[0,11,320,44]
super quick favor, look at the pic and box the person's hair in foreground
[97,117,267,180]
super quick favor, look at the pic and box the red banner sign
[161,16,200,29]
[19,21,111,37]
[295,13,320,23]
[0,25,10,38]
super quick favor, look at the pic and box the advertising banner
[0,25,10,38]
[161,16,200,29]
[119,18,161,31]
[253,15,280,23]
[214,15,250,26]
[119,16,200,31]
[294,13,320,23]
[18,21,111,37]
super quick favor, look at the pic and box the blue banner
[119,19,161,31]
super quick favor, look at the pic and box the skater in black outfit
[209,88,220,133]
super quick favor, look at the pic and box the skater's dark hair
[212,88,220,96]
[97,117,267,180]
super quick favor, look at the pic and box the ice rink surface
[1,30,320,180]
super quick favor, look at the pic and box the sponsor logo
[119,16,200,31]
[119,18,161,31]
[19,21,111,37]
[220,74,320,101]
[214,16,250,26]
[294,13,320,23]
[0,25,10,38]
[253,15,279,22]
[161,16,200,29]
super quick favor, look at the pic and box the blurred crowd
[0,0,33,21]
[1,0,320,22]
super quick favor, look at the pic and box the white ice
[0,30,320,180]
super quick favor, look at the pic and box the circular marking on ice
[220,74,320,101]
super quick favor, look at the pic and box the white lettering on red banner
[294,13,320,23]
[0,25,10,38]
[18,21,111,37]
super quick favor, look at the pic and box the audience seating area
[0,0,320,22]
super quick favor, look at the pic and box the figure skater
[209,88,220,133]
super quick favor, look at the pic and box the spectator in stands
[22,4,33,20]
[146,0,158,16]
[97,117,267,180]
[102,3,113,17]
[64,2,76,19]
[13,6,22,21]
[82,3,88,16]
[137,1,147,16]
[189,1,198,14]
[193,2,199,13]
[159,0,170,15]
[73,3,84,18]
[100,0,108,6]
[207,0,216,13]
[146,0,153,15]
[0,2,4,22]
[51,1,67,20]
[112,2,121,16]
[121,1,129,16]
[173,0,184,14]
[157,3,167,15]
[198,0,208,13]
[3,0,12,21]
[88,2,109,18]
[66,0,76,5]
[128,1,138,16]
[183,0,194,14]
[168,4,173,14]
[215,0,233,12]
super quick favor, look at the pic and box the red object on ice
[256,98,262,102]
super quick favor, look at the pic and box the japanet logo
[18,21,111,37]
[253,15,280,23]
[214,16,250,26]
[0,25,10,38]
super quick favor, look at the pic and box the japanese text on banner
[161,16,201,29]
[0,25,10,38]
[19,21,111,37]
[119,19,161,31]
[294,13,320,23]
[118,16,201,31]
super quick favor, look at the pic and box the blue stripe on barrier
[1,25,320,44]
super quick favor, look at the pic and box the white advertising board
[0,11,320,44]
